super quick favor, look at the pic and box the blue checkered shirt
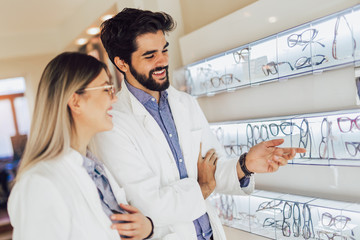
[82,151,127,218]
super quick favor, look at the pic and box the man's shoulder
[167,86,196,103]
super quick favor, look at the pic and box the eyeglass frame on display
[235,212,260,227]
[219,195,236,222]
[292,202,302,237]
[210,73,241,88]
[337,116,360,133]
[345,141,360,157]
[319,118,336,159]
[321,212,351,230]
[256,199,283,213]
[224,144,249,157]
[246,124,270,148]
[332,14,356,60]
[287,28,325,51]
[263,217,283,230]
[302,203,315,240]
[317,230,356,240]
[298,118,313,159]
[269,121,299,137]
[233,47,250,64]
[262,61,294,76]
[294,54,328,70]
[282,201,293,237]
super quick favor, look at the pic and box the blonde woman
[8,52,153,240]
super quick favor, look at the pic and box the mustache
[149,65,169,75]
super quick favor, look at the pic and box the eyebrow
[99,80,111,86]
[141,42,169,56]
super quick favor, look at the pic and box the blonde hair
[16,52,109,180]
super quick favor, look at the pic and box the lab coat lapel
[123,83,175,161]
[62,150,116,235]
[167,87,193,170]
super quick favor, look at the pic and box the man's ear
[114,57,128,73]
[67,93,82,115]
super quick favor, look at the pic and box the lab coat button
[169,133,173,137]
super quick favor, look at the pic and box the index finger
[264,139,284,148]
[198,142,202,158]
[275,147,306,155]
[111,213,134,222]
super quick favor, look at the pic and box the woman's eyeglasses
[78,85,115,99]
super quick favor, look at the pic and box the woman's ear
[67,93,81,115]
[114,57,128,73]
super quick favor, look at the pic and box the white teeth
[153,69,165,75]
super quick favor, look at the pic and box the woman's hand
[111,203,153,240]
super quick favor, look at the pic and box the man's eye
[145,55,154,59]
[163,49,168,53]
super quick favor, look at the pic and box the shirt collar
[125,80,168,106]
[82,150,105,176]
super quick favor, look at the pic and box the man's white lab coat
[94,82,255,240]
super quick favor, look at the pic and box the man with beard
[94,8,305,240]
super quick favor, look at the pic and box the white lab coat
[94,82,255,240]
[8,148,126,240]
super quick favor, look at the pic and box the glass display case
[209,191,360,240]
[184,5,360,97]
[210,109,360,167]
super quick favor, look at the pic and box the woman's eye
[163,49,168,53]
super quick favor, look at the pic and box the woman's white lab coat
[94,83,255,240]
[8,148,125,240]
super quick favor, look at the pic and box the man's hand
[244,139,306,174]
[197,143,218,199]
[110,204,153,240]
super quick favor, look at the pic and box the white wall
[178,0,360,203]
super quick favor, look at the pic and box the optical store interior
[1,0,360,239]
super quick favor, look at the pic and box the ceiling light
[243,12,251,18]
[101,14,113,21]
[76,38,88,45]
[86,27,100,35]
[268,16,277,23]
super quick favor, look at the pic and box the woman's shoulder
[17,149,81,183]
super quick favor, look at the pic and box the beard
[129,64,170,92]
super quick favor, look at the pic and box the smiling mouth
[152,69,166,76]
[107,106,113,117]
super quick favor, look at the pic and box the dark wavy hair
[100,8,176,73]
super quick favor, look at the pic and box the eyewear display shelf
[209,190,360,240]
[210,108,360,167]
[184,5,360,97]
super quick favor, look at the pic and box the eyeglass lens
[321,212,351,230]
[337,116,360,133]
[345,142,360,157]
